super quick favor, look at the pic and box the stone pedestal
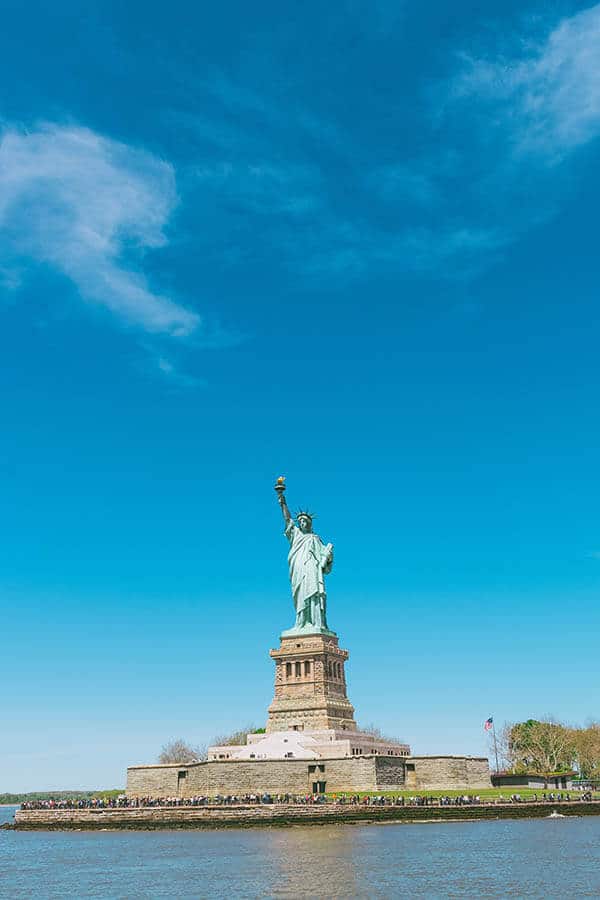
[267,632,357,733]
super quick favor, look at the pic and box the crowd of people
[20,791,599,810]
[502,791,597,803]
[21,794,325,810]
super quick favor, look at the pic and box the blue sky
[2,0,600,790]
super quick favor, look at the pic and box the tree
[507,719,576,779]
[488,722,513,772]
[158,739,206,764]
[573,722,600,779]
[500,718,600,781]
[359,723,406,744]
[210,724,260,747]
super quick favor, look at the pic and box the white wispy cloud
[454,4,600,160]
[0,123,200,336]
[180,70,509,282]
[171,5,600,290]
[194,161,322,216]
[156,354,205,388]
[295,220,505,282]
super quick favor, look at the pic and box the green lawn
[327,787,599,801]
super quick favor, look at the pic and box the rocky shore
[8,801,600,830]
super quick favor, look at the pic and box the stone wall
[127,764,181,797]
[407,756,491,790]
[374,756,406,788]
[209,759,312,795]
[127,754,405,797]
[15,801,600,831]
[127,762,209,797]
[127,754,488,797]
[324,756,402,792]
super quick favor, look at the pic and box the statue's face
[298,516,312,533]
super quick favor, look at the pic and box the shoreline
[9,801,600,831]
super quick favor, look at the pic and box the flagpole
[492,721,500,774]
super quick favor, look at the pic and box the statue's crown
[296,509,315,521]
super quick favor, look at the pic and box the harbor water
[2,806,599,898]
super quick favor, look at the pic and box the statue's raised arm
[275,476,292,522]
[273,476,334,636]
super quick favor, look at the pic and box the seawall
[11,802,600,830]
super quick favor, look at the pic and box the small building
[208,727,410,763]
[491,772,576,790]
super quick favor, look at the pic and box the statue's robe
[285,520,333,619]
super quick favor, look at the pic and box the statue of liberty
[274,477,334,635]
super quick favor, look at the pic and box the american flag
[484,717,493,732]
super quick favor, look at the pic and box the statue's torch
[274,475,286,498]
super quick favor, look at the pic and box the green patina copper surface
[275,478,336,636]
